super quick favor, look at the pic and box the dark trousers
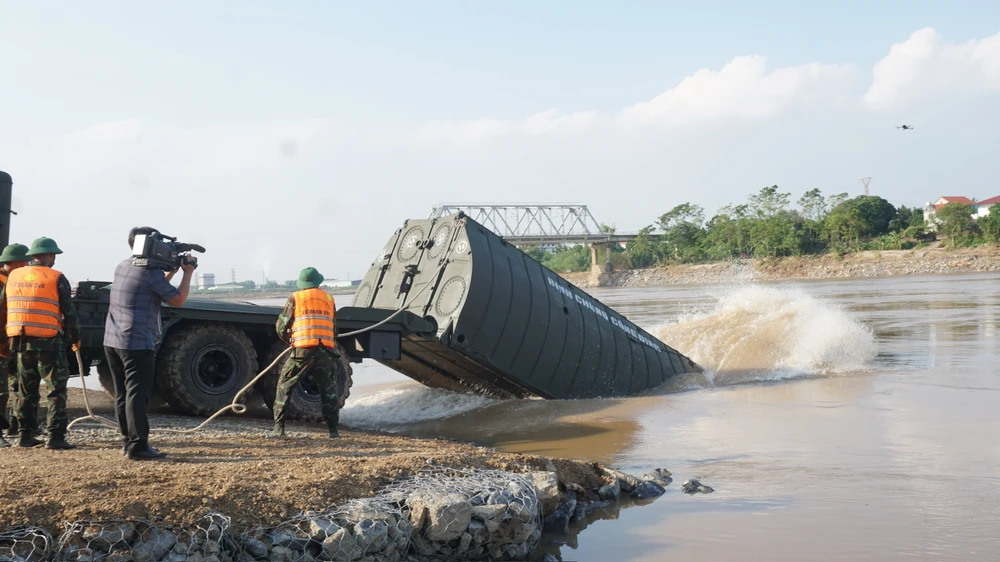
[103,346,155,453]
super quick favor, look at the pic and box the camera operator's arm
[166,260,196,307]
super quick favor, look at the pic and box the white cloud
[620,55,854,126]
[864,27,1000,109]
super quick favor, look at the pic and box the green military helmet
[25,237,64,256]
[0,243,29,263]
[296,267,324,289]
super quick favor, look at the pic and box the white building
[976,195,1000,218]
[197,273,215,290]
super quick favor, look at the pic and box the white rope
[67,260,449,434]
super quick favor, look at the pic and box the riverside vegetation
[524,185,1000,275]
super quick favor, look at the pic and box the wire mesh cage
[0,525,55,562]
[376,466,543,561]
[56,512,233,562]
[239,498,409,562]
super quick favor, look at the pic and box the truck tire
[258,341,353,422]
[96,362,116,396]
[156,323,259,417]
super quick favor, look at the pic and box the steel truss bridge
[428,204,637,245]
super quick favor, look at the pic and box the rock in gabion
[57,512,232,562]
[239,498,409,562]
[378,466,543,561]
[0,525,54,562]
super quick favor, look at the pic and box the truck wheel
[156,323,259,417]
[96,362,116,396]
[258,341,353,422]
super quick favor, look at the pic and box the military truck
[0,171,435,422]
[0,170,702,423]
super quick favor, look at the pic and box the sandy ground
[564,244,1000,287]
[0,388,600,535]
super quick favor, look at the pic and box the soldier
[268,267,342,439]
[0,237,81,449]
[0,243,29,448]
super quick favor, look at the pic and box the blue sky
[1,2,999,282]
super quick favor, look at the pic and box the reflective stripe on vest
[5,266,63,339]
[290,288,336,348]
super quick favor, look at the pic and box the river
[338,271,1000,561]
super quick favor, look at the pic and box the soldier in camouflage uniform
[268,267,342,439]
[0,237,81,449]
[0,243,30,448]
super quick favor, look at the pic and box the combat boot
[0,435,9,448]
[5,417,18,437]
[45,434,76,450]
[17,432,42,448]
[266,421,285,438]
[328,410,340,439]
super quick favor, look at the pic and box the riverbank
[0,389,616,541]
[562,244,1000,287]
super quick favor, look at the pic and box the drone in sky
[896,125,915,130]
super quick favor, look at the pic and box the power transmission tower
[860,177,872,195]
[231,268,236,283]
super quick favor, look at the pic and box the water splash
[341,385,501,431]
[654,284,878,388]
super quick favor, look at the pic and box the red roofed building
[976,195,1000,218]
[924,196,980,231]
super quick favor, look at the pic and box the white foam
[341,385,501,431]
[654,284,878,388]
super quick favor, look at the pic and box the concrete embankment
[562,245,1000,288]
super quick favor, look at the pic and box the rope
[67,260,449,434]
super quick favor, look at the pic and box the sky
[1,1,999,283]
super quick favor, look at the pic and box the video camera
[131,231,205,271]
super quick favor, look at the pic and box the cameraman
[103,226,195,461]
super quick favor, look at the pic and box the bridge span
[428,203,636,283]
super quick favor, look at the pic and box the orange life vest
[5,266,64,339]
[290,288,336,348]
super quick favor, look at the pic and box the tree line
[524,185,1000,273]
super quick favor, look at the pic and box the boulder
[597,478,620,501]
[681,479,714,494]
[641,468,673,487]
[630,481,666,500]
[81,524,136,552]
[527,472,560,515]
[600,467,642,493]
[408,491,472,542]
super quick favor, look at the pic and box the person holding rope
[268,267,342,439]
[0,237,80,450]
[103,226,195,461]
[0,243,30,447]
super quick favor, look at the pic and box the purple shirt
[103,259,181,350]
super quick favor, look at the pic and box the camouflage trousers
[15,350,70,436]
[273,347,339,429]
[0,357,18,428]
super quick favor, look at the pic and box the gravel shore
[0,388,601,536]
[562,245,1000,288]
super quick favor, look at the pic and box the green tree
[749,185,791,219]
[980,205,1000,244]
[625,225,658,268]
[547,245,591,272]
[889,205,922,232]
[657,203,706,262]
[798,188,828,221]
[936,203,978,243]
[827,196,896,238]
[239,280,257,290]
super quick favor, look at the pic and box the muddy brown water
[333,272,1000,561]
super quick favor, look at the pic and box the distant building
[924,196,980,232]
[976,195,1000,218]
[208,282,246,292]
[320,278,361,289]
[197,273,215,290]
